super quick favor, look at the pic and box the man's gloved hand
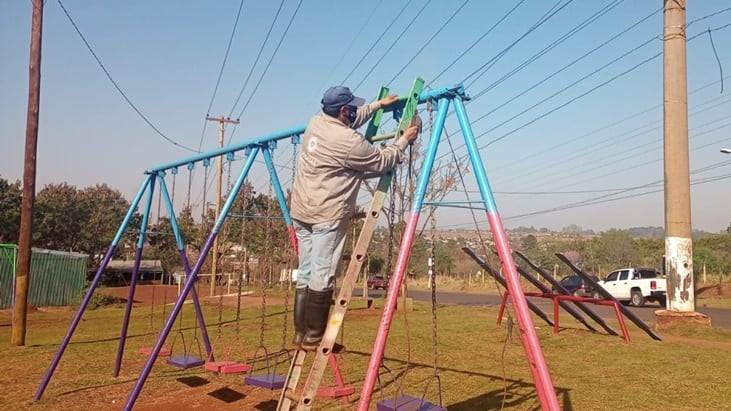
[402,125,419,145]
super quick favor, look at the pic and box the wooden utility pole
[12,0,44,346]
[205,116,239,296]
[662,0,695,312]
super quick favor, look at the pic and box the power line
[228,0,304,144]
[353,0,434,91]
[428,0,526,88]
[470,22,731,152]
[196,0,246,152]
[462,0,574,87]
[470,0,630,101]
[384,0,469,86]
[494,76,731,185]
[316,0,385,91]
[339,0,415,85]
[226,0,287,120]
[56,0,197,152]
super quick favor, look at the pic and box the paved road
[358,289,731,331]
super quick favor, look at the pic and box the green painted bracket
[365,86,390,142]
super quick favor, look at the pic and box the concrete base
[654,310,711,331]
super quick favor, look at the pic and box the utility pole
[12,0,44,346]
[659,0,710,330]
[205,116,239,297]
[662,0,694,312]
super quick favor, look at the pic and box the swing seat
[205,360,250,374]
[244,373,286,390]
[377,395,447,411]
[317,385,355,399]
[167,354,205,369]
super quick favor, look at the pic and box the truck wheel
[658,296,667,307]
[630,290,645,307]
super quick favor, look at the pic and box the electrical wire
[462,0,574,87]
[339,0,415,86]
[427,0,526,88]
[384,0,469,86]
[56,0,197,152]
[228,0,304,144]
[196,0,246,153]
[353,0,434,91]
[226,0,287,120]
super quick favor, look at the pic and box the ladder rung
[284,389,301,403]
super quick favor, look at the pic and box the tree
[33,183,85,251]
[520,234,538,251]
[78,184,131,264]
[593,229,637,268]
[0,177,22,243]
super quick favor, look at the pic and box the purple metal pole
[113,247,143,377]
[122,230,217,410]
[158,174,213,358]
[35,176,151,400]
[122,147,260,411]
[113,175,156,377]
[453,98,559,410]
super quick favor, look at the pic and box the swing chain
[429,205,439,371]
[387,175,396,277]
[259,277,267,348]
[236,180,250,336]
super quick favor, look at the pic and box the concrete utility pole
[205,116,239,297]
[12,0,43,346]
[661,0,698,315]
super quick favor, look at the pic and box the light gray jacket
[290,101,409,224]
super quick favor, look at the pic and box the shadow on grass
[56,377,140,396]
[176,375,210,387]
[346,350,573,410]
[446,380,573,411]
[252,398,278,410]
[207,386,245,403]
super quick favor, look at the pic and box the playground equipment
[204,177,250,375]
[35,81,561,411]
[376,209,445,411]
[277,80,560,411]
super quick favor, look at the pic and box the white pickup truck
[592,267,667,307]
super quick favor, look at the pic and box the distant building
[106,260,165,285]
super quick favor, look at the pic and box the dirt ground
[90,285,364,410]
[99,284,289,310]
[10,284,731,411]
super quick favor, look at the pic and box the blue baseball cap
[321,86,366,110]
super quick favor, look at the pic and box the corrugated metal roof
[107,260,164,273]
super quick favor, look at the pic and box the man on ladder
[289,85,420,351]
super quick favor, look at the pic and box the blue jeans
[293,218,349,292]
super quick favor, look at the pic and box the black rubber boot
[301,288,345,352]
[292,287,308,349]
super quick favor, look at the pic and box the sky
[2,0,731,234]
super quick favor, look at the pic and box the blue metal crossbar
[147,86,466,175]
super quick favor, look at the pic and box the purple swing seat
[377,395,447,411]
[167,354,205,369]
[244,373,286,390]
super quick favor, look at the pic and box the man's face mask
[344,106,357,126]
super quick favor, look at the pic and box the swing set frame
[34,82,561,411]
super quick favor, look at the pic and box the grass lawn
[1,292,731,410]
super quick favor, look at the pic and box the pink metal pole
[487,212,559,410]
[356,212,421,411]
